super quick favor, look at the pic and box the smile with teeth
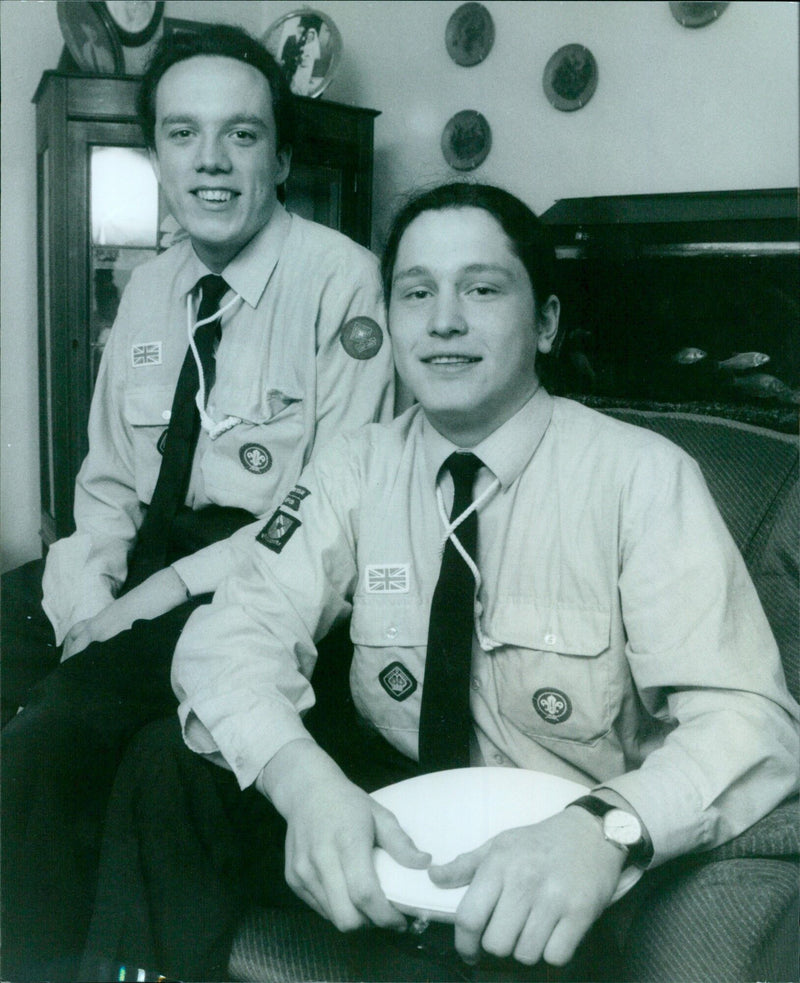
[423,355,481,364]
[194,189,237,202]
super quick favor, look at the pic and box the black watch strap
[570,795,653,867]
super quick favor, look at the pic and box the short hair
[381,182,556,319]
[137,24,294,153]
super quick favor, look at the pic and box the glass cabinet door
[90,145,160,378]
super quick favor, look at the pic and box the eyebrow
[393,263,514,283]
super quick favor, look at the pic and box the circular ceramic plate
[263,8,343,98]
[441,110,492,171]
[57,0,124,74]
[445,2,495,67]
[669,1,729,28]
[102,0,164,46]
[543,44,598,112]
[371,767,643,921]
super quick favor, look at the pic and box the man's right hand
[257,739,431,932]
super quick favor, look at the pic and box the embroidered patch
[256,509,301,553]
[340,317,384,360]
[379,662,417,702]
[532,688,572,724]
[239,443,272,474]
[156,429,169,455]
[282,485,311,511]
[132,342,162,366]
[365,564,409,594]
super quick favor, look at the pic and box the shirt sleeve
[310,247,394,458]
[41,283,144,643]
[172,433,364,789]
[603,445,800,865]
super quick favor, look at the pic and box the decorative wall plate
[543,44,598,112]
[263,9,342,98]
[445,2,495,67]
[441,110,492,171]
[102,1,164,46]
[669,1,730,28]
[57,1,124,74]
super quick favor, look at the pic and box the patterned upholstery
[228,410,800,982]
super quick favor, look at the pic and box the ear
[275,146,292,187]
[148,147,161,184]
[535,295,560,354]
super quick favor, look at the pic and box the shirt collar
[173,203,292,308]
[422,386,554,490]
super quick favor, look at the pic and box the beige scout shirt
[42,205,394,643]
[174,389,800,866]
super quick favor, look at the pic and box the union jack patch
[132,342,162,367]
[365,564,409,594]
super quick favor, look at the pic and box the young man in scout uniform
[1,25,395,982]
[83,182,798,982]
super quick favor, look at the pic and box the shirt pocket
[201,393,305,513]
[488,602,613,746]
[123,386,173,504]
[349,595,429,737]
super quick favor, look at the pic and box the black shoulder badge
[256,509,301,554]
[282,485,311,511]
[340,317,383,360]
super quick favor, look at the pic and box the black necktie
[125,274,228,589]
[418,452,483,772]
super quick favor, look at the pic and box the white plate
[371,767,642,921]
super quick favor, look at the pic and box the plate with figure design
[543,44,599,112]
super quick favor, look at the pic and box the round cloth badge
[239,443,272,475]
[532,688,572,724]
[340,317,384,360]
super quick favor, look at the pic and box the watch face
[604,809,642,846]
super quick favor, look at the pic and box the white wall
[1,0,798,569]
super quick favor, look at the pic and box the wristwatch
[569,795,653,868]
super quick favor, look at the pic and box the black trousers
[1,558,61,726]
[0,596,208,982]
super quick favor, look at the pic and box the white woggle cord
[436,475,502,652]
[186,290,242,439]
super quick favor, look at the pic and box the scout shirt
[173,388,800,868]
[42,205,393,644]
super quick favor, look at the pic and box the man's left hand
[428,807,626,967]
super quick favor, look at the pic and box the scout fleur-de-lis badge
[532,687,572,724]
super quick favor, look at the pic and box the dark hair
[381,182,556,319]
[136,24,294,152]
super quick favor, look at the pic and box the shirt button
[162,410,171,421]
[544,633,557,645]
[385,626,398,640]
[492,752,505,764]
[471,677,481,691]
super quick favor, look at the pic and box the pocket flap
[485,601,610,657]
[124,387,175,426]
[350,596,429,647]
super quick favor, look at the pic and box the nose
[428,288,467,337]
[194,133,231,174]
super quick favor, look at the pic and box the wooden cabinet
[34,71,379,544]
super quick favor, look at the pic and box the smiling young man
[82,182,798,982]
[1,25,394,982]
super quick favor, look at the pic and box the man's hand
[258,739,431,932]
[60,567,191,661]
[429,806,626,967]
